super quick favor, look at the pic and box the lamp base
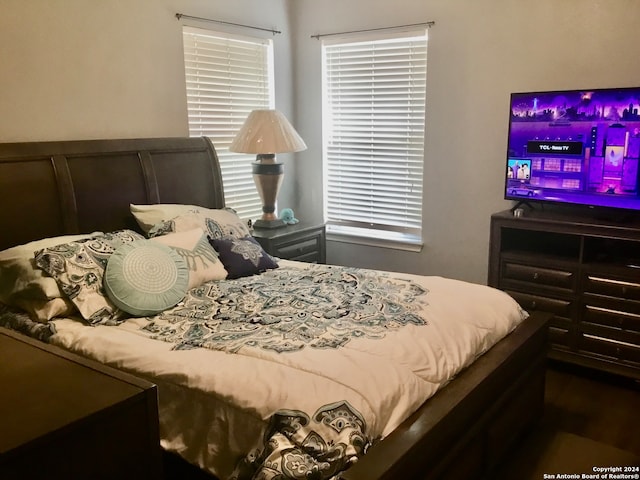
[252,156,286,230]
[253,218,286,229]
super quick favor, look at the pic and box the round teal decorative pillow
[104,240,189,316]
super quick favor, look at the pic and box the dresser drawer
[580,333,640,365]
[502,262,575,290]
[583,275,640,300]
[583,292,640,316]
[583,305,640,333]
[505,290,573,317]
[273,235,323,261]
[549,326,572,349]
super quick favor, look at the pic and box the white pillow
[131,204,217,232]
[13,297,76,323]
[130,203,251,239]
[0,233,101,321]
[150,228,227,289]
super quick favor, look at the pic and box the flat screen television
[504,86,640,214]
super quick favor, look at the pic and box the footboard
[340,311,550,480]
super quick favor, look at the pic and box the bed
[0,136,549,480]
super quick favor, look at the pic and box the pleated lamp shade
[229,109,307,154]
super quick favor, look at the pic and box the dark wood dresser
[0,327,162,479]
[489,209,640,380]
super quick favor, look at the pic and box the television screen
[504,87,640,212]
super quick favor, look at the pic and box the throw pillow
[104,240,189,317]
[151,228,227,289]
[130,203,251,239]
[34,230,144,325]
[209,236,278,279]
[0,233,100,322]
[13,297,76,323]
[148,211,251,242]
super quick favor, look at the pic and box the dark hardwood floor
[494,360,640,479]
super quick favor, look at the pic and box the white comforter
[47,261,527,479]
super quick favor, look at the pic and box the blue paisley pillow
[34,230,144,325]
[209,236,278,279]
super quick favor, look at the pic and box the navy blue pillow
[209,236,278,279]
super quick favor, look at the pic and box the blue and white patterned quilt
[142,264,429,354]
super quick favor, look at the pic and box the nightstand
[0,327,162,480]
[252,221,326,263]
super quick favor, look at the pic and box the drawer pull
[533,272,539,280]
[530,301,537,310]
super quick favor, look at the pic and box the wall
[290,0,640,283]
[0,0,298,207]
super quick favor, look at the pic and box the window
[322,31,428,247]
[182,26,274,220]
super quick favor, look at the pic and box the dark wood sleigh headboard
[0,137,225,251]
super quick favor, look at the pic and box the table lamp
[229,109,307,228]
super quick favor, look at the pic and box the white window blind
[322,31,427,243]
[182,26,274,220]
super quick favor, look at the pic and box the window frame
[321,30,428,250]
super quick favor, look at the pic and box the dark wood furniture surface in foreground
[0,137,549,480]
[489,208,640,380]
[0,327,162,480]
[252,221,326,263]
